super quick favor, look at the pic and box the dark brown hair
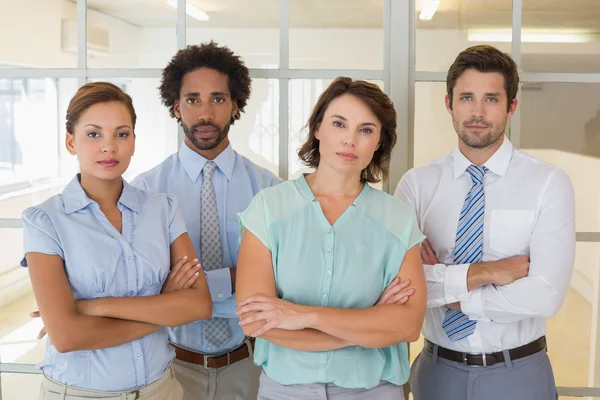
[298,77,397,183]
[159,41,251,125]
[66,82,136,134]
[447,45,520,111]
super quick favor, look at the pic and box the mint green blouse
[238,175,425,389]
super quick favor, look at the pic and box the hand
[30,310,46,339]
[491,256,530,286]
[421,239,440,265]
[376,278,415,305]
[161,256,202,294]
[236,295,312,337]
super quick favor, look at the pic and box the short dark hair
[447,45,520,111]
[298,77,397,183]
[66,82,136,134]
[159,41,251,124]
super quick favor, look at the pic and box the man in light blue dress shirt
[131,42,281,399]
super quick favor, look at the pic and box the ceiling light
[419,0,440,21]
[468,29,597,43]
[166,0,209,21]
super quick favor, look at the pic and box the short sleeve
[20,207,64,267]
[406,208,426,249]
[238,191,271,250]
[167,195,187,245]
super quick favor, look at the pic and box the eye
[213,97,225,104]
[461,95,473,101]
[116,132,130,138]
[361,128,373,134]
[186,98,198,104]
[87,132,100,138]
[486,97,498,103]
[333,121,345,128]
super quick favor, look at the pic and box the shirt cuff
[460,287,491,322]
[443,263,471,303]
[206,268,233,302]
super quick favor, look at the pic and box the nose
[343,131,357,147]
[471,99,486,119]
[197,100,215,122]
[101,137,117,153]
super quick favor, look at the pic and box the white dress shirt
[395,137,575,353]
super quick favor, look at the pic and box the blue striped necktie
[442,164,487,342]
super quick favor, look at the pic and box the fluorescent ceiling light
[419,0,440,21]
[468,29,596,43]
[166,0,209,21]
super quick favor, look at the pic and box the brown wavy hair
[298,77,397,183]
[66,82,136,134]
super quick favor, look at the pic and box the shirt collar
[178,141,235,183]
[452,136,513,179]
[63,174,141,215]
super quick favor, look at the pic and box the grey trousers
[257,370,405,400]
[172,357,260,400]
[410,345,558,400]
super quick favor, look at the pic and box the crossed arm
[235,230,427,351]
[28,233,212,353]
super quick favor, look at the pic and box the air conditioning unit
[61,19,110,55]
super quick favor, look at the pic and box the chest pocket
[490,210,535,256]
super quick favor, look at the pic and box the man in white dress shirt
[396,45,575,400]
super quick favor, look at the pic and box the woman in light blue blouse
[236,77,427,399]
[22,82,212,399]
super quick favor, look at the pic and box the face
[446,68,518,150]
[315,94,382,177]
[174,67,239,157]
[66,101,135,181]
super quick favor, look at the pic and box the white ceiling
[82,0,600,30]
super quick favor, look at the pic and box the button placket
[322,227,334,306]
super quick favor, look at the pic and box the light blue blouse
[238,175,425,389]
[21,175,187,391]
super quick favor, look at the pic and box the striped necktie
[442,164,487,342]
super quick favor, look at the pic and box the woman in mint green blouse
[236,77,426,399]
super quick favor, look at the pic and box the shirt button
[326,248,332,253]
[328,228,333,233]
[136,354,141,360]
[326,270,332,276]
[218,293,224,299]
[323,293,328,299]
[128,257,134,263]
[129,290,135,296]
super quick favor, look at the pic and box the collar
[296,174,371,206]
[452,136,513,179]
[63,174,140,215]
[178,141,235,183]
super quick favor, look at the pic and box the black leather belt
[424,336,547,367]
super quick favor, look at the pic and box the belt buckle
[462,353,468,366]
[203,351,231,369]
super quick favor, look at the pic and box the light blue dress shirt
[131,142,281,354]
[20,175,187,391]
[238,175,425,389]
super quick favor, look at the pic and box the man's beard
[454,116,506,149]
[181,120,231,151]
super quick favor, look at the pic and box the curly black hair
[159,41,251,125]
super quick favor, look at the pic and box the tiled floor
[0,287,596,399]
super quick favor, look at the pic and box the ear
[174,100,181,119]
[507,98,519,120]
[445,94,453,115]
[231,99,239,119]
[65,132,76,156]
[314,123,321,140]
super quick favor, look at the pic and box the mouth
[98,159,118,167]
[337,152,358,161]
[193,127,218,139]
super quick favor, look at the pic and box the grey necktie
[201,161,231,349]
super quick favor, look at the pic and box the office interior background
[0,0,599,398]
